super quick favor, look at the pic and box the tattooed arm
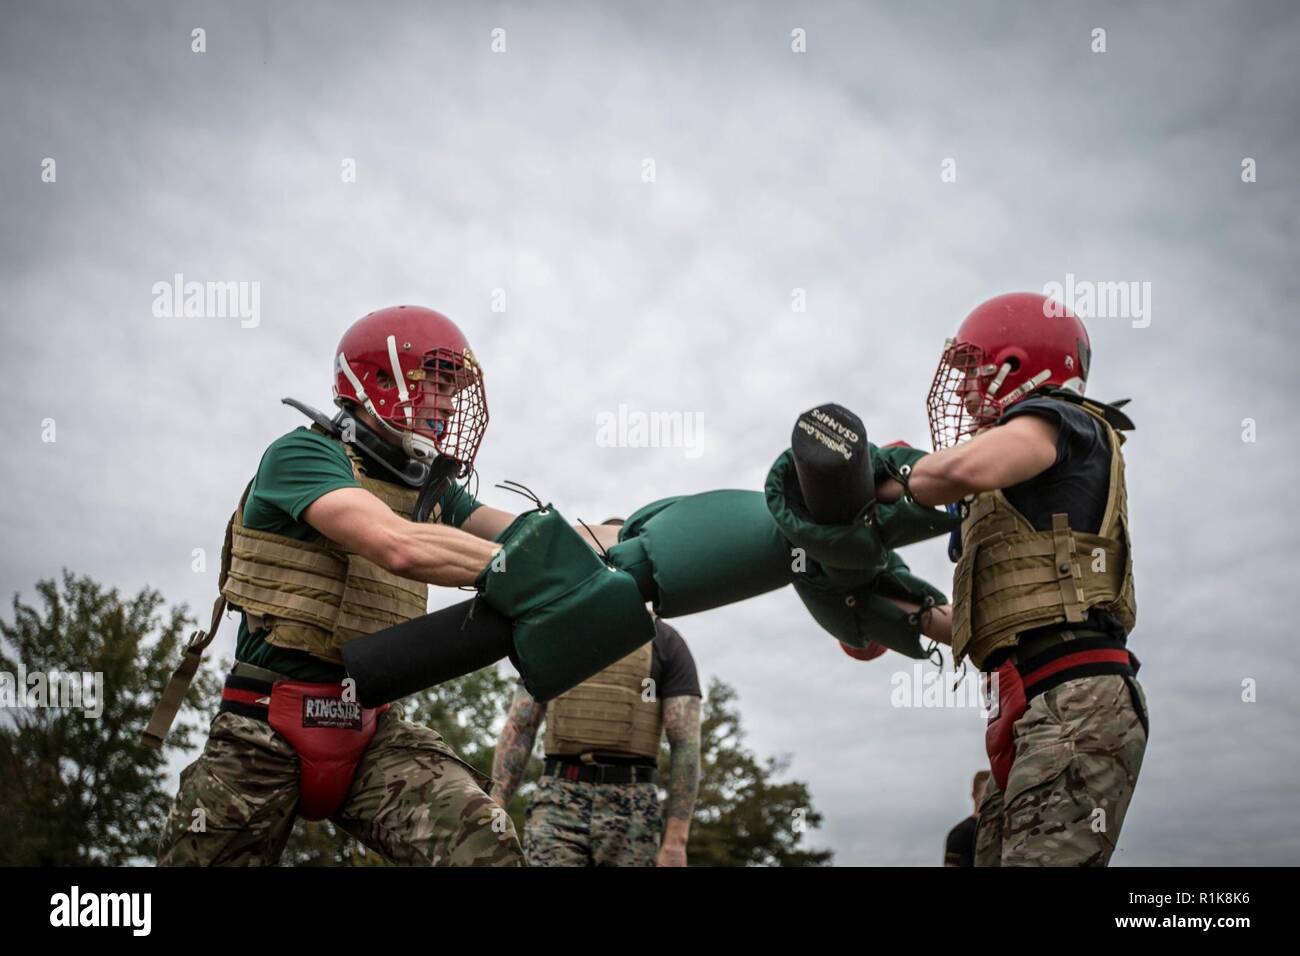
[490,685,545,808]
[656,695,701,867]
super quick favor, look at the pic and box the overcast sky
[3,0,1298,865]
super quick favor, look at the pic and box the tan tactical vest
[951,403,1137,670]
[543,642,663,759]
[219,438,440,665]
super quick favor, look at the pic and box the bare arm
[656,695,701,867]
[877,415,1059,507]
[575,522,621,551]
[302,487,499,587]
[460,504,517,541]
[490,685,545,807]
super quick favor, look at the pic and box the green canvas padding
[477,506,656,702]
[871,497,964,549]
[789,547,950,659]
[872,442,928,478]
[511,566,656,702]
[869,444,963,548]
[791,574,929,660]
[605,536,657,603]
[765,449,889,571]
[618,489,793,617]
[874,550,950,608]
[621,496,682,540]
[476,507,605,616]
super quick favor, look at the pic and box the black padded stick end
[790,403,875,525]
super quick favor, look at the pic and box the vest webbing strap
[223,492,348,629]
[1052,514,1088,623]
[228,523,339,570]
[141,594,227,749]
[975,564,1064,591]
[226,548,343,590]
[220,577,342,629]
[333,560,428,638]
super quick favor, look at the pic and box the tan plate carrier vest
[219,438,439,665]
[951,403,1137,670]
[143,434,439,748]
[544,642,663,760]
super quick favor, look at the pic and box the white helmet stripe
[337,352,380,418]
[386,334,412,426]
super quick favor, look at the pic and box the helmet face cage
[927,339,1002,450]
[392,347,488,478]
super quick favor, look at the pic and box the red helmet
[840,641,888,662]
[333,305,488,475]
[927,292,1090,449]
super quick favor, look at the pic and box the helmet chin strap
[998,369,1052,406]
[366,413,440,463]
[402,430,440,461]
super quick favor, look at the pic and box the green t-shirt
[233,427,482,682]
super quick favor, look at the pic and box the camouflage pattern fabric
[524,776,662,866]
[157,707,522,866]
[975,673,1148,867]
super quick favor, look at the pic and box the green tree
[680,678,832,866]
[0,572,219,865]
[1,574,832,867]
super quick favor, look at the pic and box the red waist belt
[220,674,389,821]
[983,637,1138,792]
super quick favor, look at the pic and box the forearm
[490,687,544,805]
[390,522,500,587]
[876,417,1060,507]
[876,449,974,508]
[662,697,701,843]
[574,522,621,551]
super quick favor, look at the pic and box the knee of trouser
[380,774,523,867]
[157,758,294,866]
[441,807,524,867]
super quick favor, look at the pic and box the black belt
[1016,636,1138,697]
[217,673,275,721]
[1015,636,1149,738]
[542,758,658,785]
[217,662,293,721]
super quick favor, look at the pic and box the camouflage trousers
[157,708,522,866]
[975,673,1148,867]
[524,775,663,866]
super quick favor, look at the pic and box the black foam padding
[341,597,514,706]
[790,403,874,524]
